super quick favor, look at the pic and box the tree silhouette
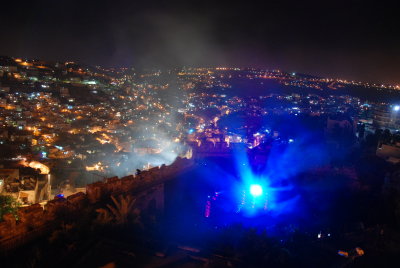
[0,195,20,221]
[96,194,140,225]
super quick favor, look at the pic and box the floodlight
[250,184,263,197]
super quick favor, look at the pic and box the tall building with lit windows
[373,104,400,130]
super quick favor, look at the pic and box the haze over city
[1,1,400,267]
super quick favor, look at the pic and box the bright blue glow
[188,128,195,134]
[394,105,400,111]
[250,184,263,197]
[195,117,342,234]
[231,143,306,219]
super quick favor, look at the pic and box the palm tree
[96,194,140,225]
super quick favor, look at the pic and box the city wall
[0,157,194,254]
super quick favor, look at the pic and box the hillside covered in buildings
[2,56,400,267]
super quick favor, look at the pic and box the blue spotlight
[250,184,263,197]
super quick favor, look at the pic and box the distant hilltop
[1,55,400,102]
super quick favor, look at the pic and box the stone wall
[0,157,193,253]
[85,157,193,203]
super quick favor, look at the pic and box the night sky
[1,0,399,84]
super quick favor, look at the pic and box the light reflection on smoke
[107,125,189,177]
[21,160,50,174]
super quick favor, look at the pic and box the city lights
[0,54,399,266]
[0,0,399,265]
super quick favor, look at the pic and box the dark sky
[1,0,399,84]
